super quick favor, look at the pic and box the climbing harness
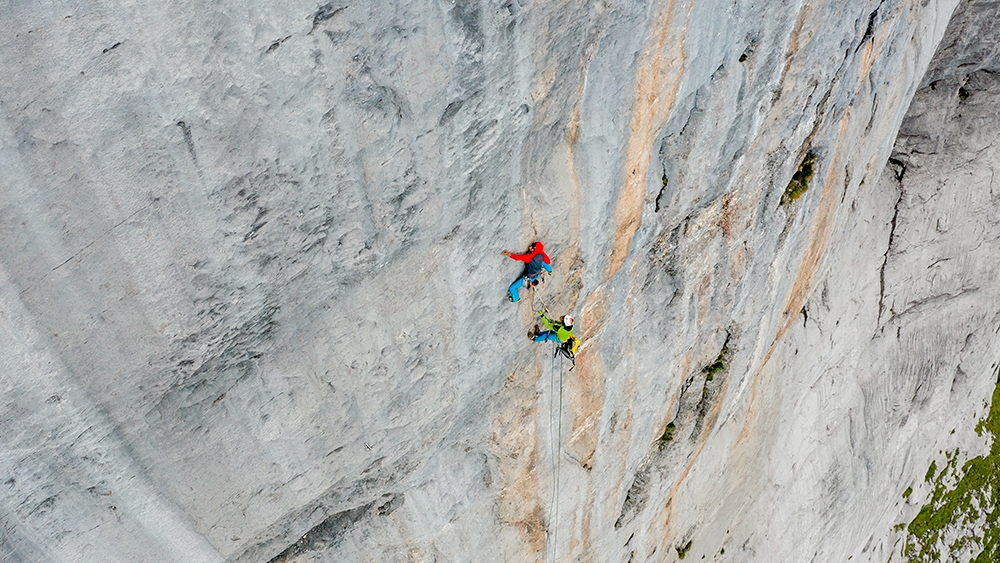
[553,337,578,370]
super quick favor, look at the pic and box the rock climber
[529,311,579,357]
[502,241,552,303]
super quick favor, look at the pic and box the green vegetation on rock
[781,151,816,205]
[900,373,1000,562]
[702,345,729,381]
[660,422,676,443]
[676,540,692,559]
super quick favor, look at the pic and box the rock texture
[683,3,1000,557]
[2,0,999,561]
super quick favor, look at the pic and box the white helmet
[563,315,574,327]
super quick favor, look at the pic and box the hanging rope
[556,350,564,552]
[531,285,559,562]
[549,339,560,562]
[531,285,548,315]
[545,334,568,562]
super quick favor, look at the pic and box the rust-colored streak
[772,4,809,102]
[579,286,607,343]
[567,104,582,146]
[736,111,850,444]
[607,0,693,279]
[858,36,876,81]
[565,348,602,469]
[569,490,596,558]
[491,364,547,558]
[557,282,608,471]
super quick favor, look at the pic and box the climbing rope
[531,285,560,562]
[531,285,547,314]
[549,340,562,561]
[547,340,558,563]
[555,351,564,558]
[545,332,566,563]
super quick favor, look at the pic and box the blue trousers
[508,277,525,302]
[533,331,560,343]
[509,275,541,302]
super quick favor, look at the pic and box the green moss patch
[660,422,676,443]
[702,345,729,381]
[900,373,1000,562]
[676,540,692,559]
[781,151,816,205]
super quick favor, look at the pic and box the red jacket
[508,242,552,277]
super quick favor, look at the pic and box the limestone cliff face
[1,0,995,561]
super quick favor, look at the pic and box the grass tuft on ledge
[899,368,1000,562]
[781,151,816,205]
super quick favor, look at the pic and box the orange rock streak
[607,0,693,278]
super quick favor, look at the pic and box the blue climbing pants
[533,331,560,343]
[509,272,544,302]
[508,277,526,302]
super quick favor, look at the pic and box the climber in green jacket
[529,310,580,357]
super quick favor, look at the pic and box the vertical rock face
[673,2,1000,559]
[2,0,998,561]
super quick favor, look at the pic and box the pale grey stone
[2,0,999,561]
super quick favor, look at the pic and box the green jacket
[539,312,574,342]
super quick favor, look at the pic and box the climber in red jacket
[502,241,552,302]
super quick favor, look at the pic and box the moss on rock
[781,151,817,205]
[901,373,1000,562]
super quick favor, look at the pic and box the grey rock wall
[679,2,1000,560]
[2,0,996,561]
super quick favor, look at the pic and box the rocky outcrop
[2,0,998,561]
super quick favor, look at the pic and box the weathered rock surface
[2,0,998,561]
[680,4,1000,557]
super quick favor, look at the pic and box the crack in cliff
[232,456,418,563]
[265,35,292,54]
[855,0,887,54]
[265,493,402,562]
[18,197,161,297]
[889,286,981,327]
[878,159,906,326]
[615,330,733,534]
[176,120,199,171]
[309,3,348,35]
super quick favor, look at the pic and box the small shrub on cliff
[781,151,817,205]
[702,345,729,381]
[676,540,693,559]
[659,422,676,443]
